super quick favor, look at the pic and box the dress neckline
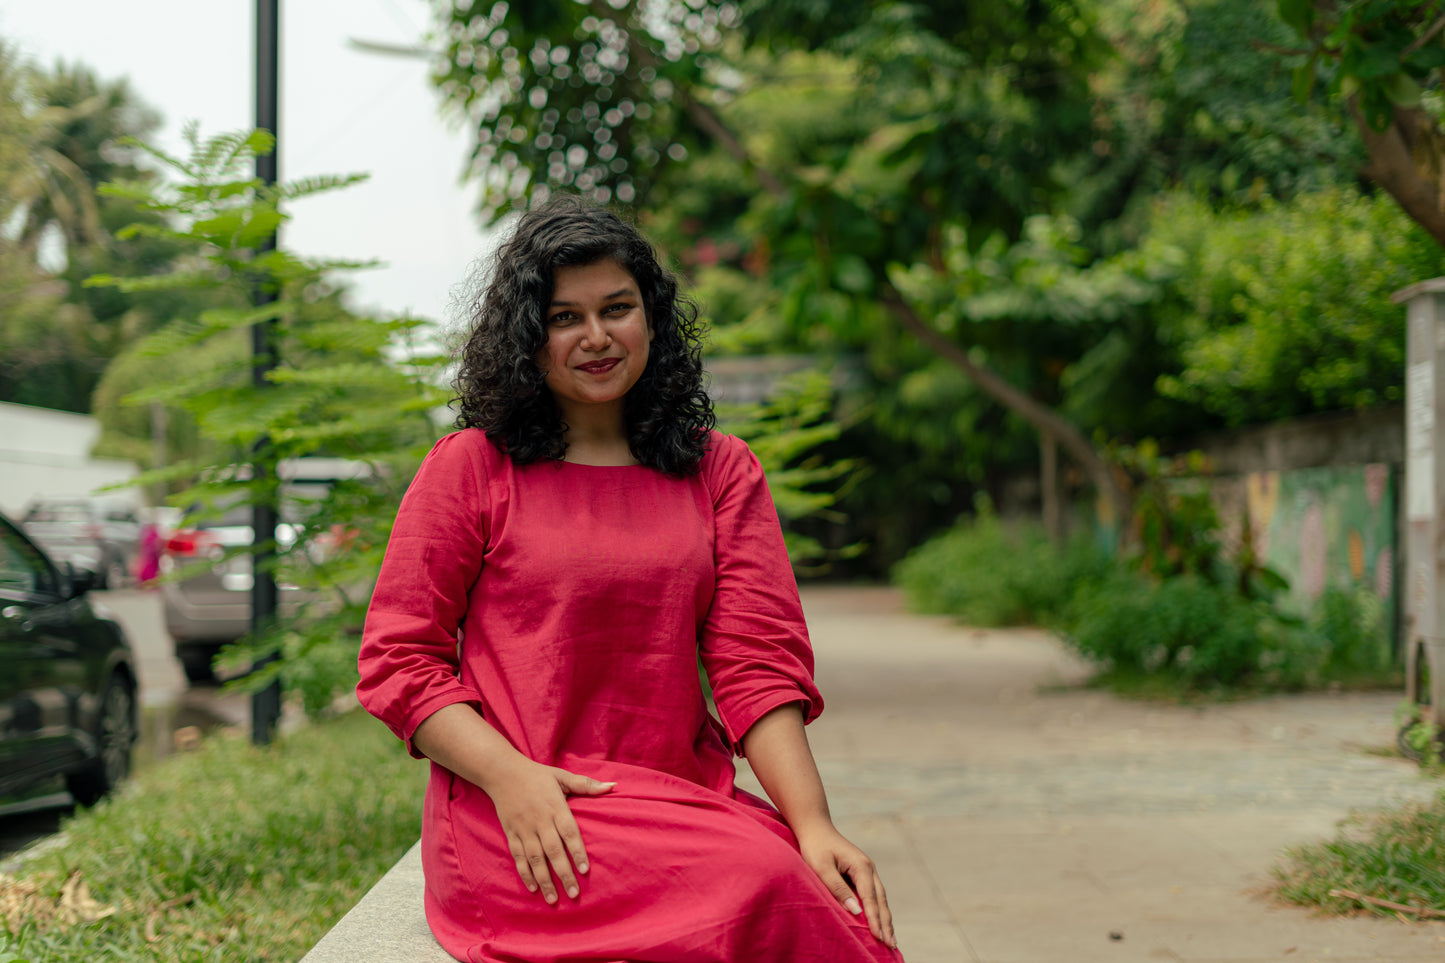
[554,459,648,469]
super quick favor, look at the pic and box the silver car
[20,497,141,590]
[160,459,367,683]
[160,504,302,683]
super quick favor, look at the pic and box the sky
[0,0,499,325]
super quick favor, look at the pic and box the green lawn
[1,710,425,962]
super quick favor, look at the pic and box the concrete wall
[1189,409,1402,659]
[1186,405,1403,475]
[0,401,139,516]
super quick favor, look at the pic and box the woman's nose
[581,315,610,348]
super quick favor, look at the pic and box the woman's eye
[605,303,632,315]
[548,313,576,326]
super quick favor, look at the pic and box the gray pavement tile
[794,585,1445,963]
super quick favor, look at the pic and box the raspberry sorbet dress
[358,428,904,963]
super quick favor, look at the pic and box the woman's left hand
[795,822,896,949]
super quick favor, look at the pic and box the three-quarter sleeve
[698,434,824,754]
[357,430,490,756]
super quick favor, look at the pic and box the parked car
[0,511,138,805]
[20,497,142,590]
[161,458,368,683]
[160,503,302,683]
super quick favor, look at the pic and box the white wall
[0,401,139,516]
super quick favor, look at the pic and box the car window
[24,502,91,524]
[0,523,58,596]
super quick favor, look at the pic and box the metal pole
[251,0,282,746]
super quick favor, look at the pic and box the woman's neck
[559,404,637,466]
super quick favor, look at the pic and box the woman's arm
[741,703,897,949]
[412,704,615,904]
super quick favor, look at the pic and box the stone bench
[299,842,452,962]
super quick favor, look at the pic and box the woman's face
[537,258,653,423]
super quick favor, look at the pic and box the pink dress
[358,429,903,963]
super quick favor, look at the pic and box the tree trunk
[1352,102,1445,248]
[1041,433,1063,545]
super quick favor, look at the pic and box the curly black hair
[452,195,715,476]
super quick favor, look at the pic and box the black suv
[0,511,137,805]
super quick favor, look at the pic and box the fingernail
[567,885,579,899]
[845,897,862,915]
[545,892,557,904]
[578,861,589,874]
[601,781,617,789]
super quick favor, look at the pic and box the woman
[358,196,903,963]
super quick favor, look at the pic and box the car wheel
[179,646,219,684]
[66,675,137,806]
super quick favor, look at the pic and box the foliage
[88,127,449,715]
[1396,700,1445,770]
[717,369,862,572]
[896,443,1397,695]
[1312,585,1394,679]
[1271,788,1445,918]
[1153,189,1444,426]
[0,50,196,414]
[1082,0,1358,239]
[1273,0,1445,245]
[1280,0,1445,133]
[1065,571,1311,691]
[420,0,1413,569]
[892,497,1111,628]
[0,712,425,961]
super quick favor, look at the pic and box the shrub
[893,501,1110,627]
[1310,585,1393,680]
[1062,571,1309,690]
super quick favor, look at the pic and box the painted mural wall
[1210,463,1396,630]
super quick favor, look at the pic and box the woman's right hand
[483,757,616,903]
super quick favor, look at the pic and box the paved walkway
[757,586,1445,963]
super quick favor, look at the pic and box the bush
[1062,571,1309,690]
[1310,585,1393,680]
[893,502,1110,627]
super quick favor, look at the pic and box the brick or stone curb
[298,842,450,963]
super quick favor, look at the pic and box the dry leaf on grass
[0,870,116,931]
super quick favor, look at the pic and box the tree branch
[1348,100,1445,247]
[1404,14,1445,57]
[878,281,1131,526]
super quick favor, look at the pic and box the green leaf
[1276,0,1315,33]
[1382,72,1421,108]
[833,254,875,294]
[1292,61,1316,103]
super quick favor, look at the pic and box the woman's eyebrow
[549,286,638,307]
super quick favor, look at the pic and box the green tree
[0,52,197,413]
[91,127,449,713]
[426,0,1143,531]
[1154,187,1444,424]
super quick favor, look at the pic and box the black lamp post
[251,0,282,746]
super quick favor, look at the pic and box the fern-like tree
[91,127,450,714]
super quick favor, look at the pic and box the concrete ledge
[299,842,452,962]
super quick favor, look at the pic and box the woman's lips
[577,358,620,374]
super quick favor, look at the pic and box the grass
[0,710,425,962]
[1271,787,1445,919]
